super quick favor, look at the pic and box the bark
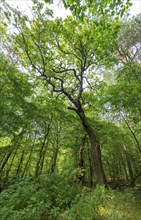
[123,145,134,181]
[75,102,107,185]
[87,142,94,187]
[3,147,18,187]
[0,150,10,169]
[0,130,25,186]
[39,141,49,174]
[50,125,61,174]
[50,146,59,174]
[129,170,141,187]
[0,130,25,173]
[120,113,141,154]
[77,136,86,184]
[21,133,37,178]
[16,149,25,177]
[0,150,13,173]
[117,145,128,182]
[35,125,50,177]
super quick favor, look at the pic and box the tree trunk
[16,149,25,178]
[116,145,128,182]
[35,126,50,177]
[4,147,18,187]
[76,104,107,185]
[87,142,94,187]
[0,150,13,173]
[77,136,86,184]
[123,145,134,181]
[50,146,59,174]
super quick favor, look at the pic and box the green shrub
[0,174,82,220]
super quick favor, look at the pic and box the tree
[118,13,141,64]
[94,13,141,186]
[1,0,132,185]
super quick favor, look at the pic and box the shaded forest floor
[0,175,141,220]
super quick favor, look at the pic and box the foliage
[0,180,140,220]
[0,1,141,220]
[0,54,33,136]
[0,174,82,220]
[119,13,141,54]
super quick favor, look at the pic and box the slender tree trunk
[39,141,49,174]
[4,147,19,187]
[77,136,86,184]
[1,130,25,186]
[117,145,128,182]
[50,146,59,174]
[87,142,94,187]
[0,150,13,173]
[21,134,37,178]
[16,149,26,178]
[0,151,10,169]
[50,125,61,174]
[123,145,134,181]
[35,125,50,177]
[120,113,141,154]
[0,130,25,174]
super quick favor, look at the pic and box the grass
[98,188,141,220]
[61,186,141,220]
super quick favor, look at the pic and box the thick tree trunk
[76,104,107,185]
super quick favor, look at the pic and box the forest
[0,0,141,219]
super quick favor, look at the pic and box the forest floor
[60,186,141,220]
[0,177,141,220]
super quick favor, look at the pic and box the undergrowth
[0,174,140,220]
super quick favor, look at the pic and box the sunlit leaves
[62,0,132,20]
